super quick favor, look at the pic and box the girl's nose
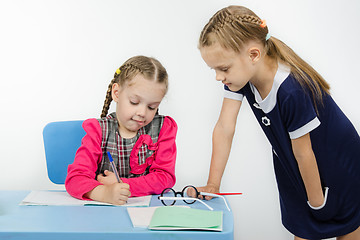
[136,105,146,117]
[215,71,225,82]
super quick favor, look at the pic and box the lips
[133,119,145,125]
[223,81,231,87]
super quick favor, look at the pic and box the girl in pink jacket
[65,56,177,205]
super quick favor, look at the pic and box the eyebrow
[133,94,161,105]
[210,62,230,69]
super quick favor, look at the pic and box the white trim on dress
[289,117,321,139]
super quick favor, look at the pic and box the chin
[228,85,242,92]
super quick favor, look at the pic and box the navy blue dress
[224,64,360,239]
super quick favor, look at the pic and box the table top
[0,191,233,240]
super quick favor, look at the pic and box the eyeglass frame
[157,185,230,211]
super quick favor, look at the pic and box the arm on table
[197,98,242,200]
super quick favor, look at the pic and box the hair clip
[115,68,121,75]
[260,19,267,28]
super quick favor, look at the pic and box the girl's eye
[148,106,156,111]
[130,101,139,105]
[221,68,228,72]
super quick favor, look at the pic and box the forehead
[125,74,166,100]
[200,43,238,68]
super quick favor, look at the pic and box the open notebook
[20,190,151,207]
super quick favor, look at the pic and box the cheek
[117,102,133,116]
[146,111,157,121]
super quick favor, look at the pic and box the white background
[1,0,360,239]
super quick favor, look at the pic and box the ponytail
[266,37,330,108]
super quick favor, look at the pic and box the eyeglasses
[157,185,230,211]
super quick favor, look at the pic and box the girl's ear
[112,83,121,103]
[248,47,261,63]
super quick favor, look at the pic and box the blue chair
[43,120,85,184]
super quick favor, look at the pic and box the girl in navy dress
[196,5,360,240]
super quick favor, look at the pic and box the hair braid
[200,7,268,51]
[100,77,117,118]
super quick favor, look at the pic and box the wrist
[86,185,105,202]
[308,187,328,209]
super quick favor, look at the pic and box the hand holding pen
[196,184,242,201]
[86,152,129,205]
[96,152,123,185]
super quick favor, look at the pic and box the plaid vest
[96,112,164,178]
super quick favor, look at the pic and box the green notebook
[148,206,223,231]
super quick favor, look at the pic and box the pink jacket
[65,116,177,200]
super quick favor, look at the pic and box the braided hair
[100,56,168,118]
[199,5,330,110]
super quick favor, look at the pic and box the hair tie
[260,19,267,28]
[266,32,271,41]
[115,68,121,75]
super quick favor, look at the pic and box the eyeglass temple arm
[200,192,231,211]
[158,197,214,211]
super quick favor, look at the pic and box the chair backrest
[43,120,85,184]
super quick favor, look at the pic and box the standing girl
[65,55,177,205]
[197,5,360,240]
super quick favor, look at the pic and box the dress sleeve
[224,85,244,101]
[121,116,178,197]
[281,87,320,139]
[65,118,103,200]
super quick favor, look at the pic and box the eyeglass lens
[182,185,199,204]
[160,188,176,206]
[160,185,200,206]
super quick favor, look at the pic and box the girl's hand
[101,183,131,205]
[97,170,119,185]
[196,183,220,200]
[85,182,131,205]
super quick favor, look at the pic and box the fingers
[204,195,213,201]
[112,183,131,205]
[101,182,131,205]
[97,170,118,185]
[197,184,220,200]
[96,174,104,181]
[185,187,198,198]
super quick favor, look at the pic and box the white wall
[1,0,359,239]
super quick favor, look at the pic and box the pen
[106,151,122,183]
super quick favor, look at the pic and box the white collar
[250,63,291,113]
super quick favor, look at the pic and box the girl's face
[112,74,166,138]
[200,42,258,92]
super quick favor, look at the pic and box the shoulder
[158,115,178,136]
[277,74,313,108]
[146,115,177,130]
[279,74,304,94]
[83,118,101,133]
[81,118,102,144]
[163,116,177,132]
[155,115,177,143]
[97,112,117,126]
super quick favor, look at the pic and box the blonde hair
[100,55,168,118]
[199,5,330,108]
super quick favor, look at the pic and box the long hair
[199,6,330,108]
[100,55,168,118]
